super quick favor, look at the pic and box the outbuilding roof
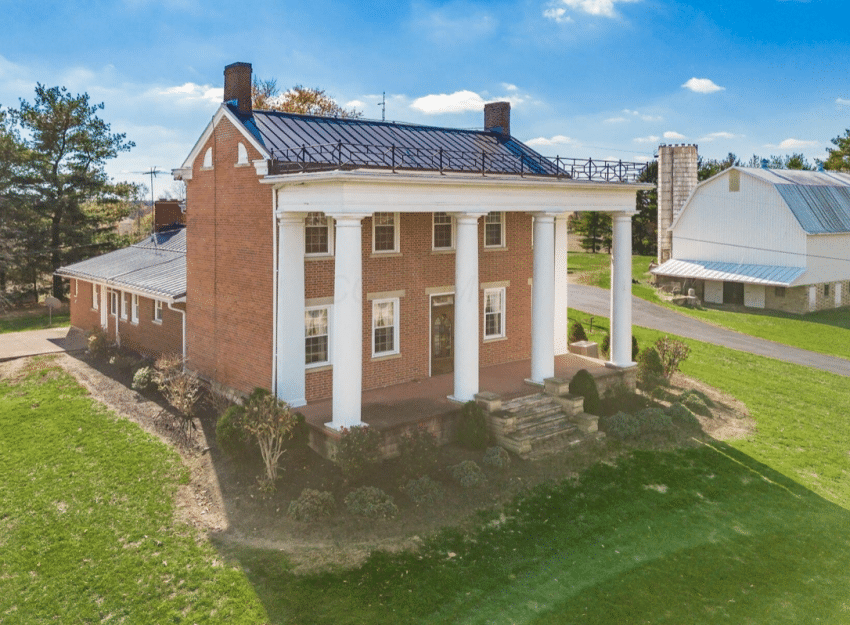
[651,258,806,287]
[55,229,186,300]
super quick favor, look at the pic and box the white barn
[653,166,850,314]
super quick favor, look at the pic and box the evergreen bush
[568,320,588,343]
[337,425,382,482]
[131,366,156,392]
[680,390,712,417]
[635,408,673,434]
[403,476,444,505]
[601,333,639,360]
[216,404,252,459]
[665,403,701,429]
[455,401,489,450]
[482,446,511,470]
[344,486,398,519]
[599,411,641,440]
[449,460,487,488]
[288,489,335,521]
[568,369,600,415]
[86,328,110,359]
[397,426,439,479]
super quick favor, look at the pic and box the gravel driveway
[568,284,850,378]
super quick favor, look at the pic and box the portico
[265,169,647,429]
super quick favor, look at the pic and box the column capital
[610,211,636,222]
[277,211,306,225]
[532,212,558,223]
[450,211,488,224]
[325,212,371,224]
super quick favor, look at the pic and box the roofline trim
[55,271,184,303]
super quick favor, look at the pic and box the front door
[431,295,454,375]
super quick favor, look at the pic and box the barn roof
[55,229,186,301]
[651,258,806,287]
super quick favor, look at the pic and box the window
[373,212,398,253]
[484,212,504,248]
[774,286,786,298]
[305,306,330,366]
[92,284,99,310]
[433,212,454,250]
[74,279,78,297]
[372,299,399,356]
[824,283,830,297]
[120,292,128,320]
[236,142,248,165]
[110,290,118,316]
[202,147,212,168]
[484,288,505,339]
[153,300,163,323]
[305,212,333,255]
[131,294,139,324]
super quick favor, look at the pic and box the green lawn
[0,310,70,334]
[0,357,267,624]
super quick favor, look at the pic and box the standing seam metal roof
[651,259,806,287]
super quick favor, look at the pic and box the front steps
[476,378,601,460]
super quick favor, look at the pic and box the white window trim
[432,212,455,251]
[372,212,400,254]
[304,212,335,257]
[153,300,163,324]
[74,279,78,297]
[483,287,506,339]
[131,294,139,325]
[92,284,99,310]
[236,142,249,166]
[120,291,128,320]
[484,211,506,248]
[372,297,400,358]
[110,290,118,317]
[305,304,332,369]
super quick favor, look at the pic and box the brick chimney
[224,62,252,115]
[657,144,698,263]
[484,101,510,137]
[154,200,185,233]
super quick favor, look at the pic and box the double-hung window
[92,284,99,310]
[373,212,399,253]
[484,212,505,248]
[131,294,139,324]
[305,306,330,366]
[484,287,506,339]
[110,290,118,316]
[372,298,399,357]
[432,212,454,250]
[153,300,163,323]
[120,292,128,320]
[305,212,333,256]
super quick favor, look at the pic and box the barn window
[774,287,786,298]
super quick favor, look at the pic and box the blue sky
[2,0,848,195]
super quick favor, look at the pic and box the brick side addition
[186,118,535,400]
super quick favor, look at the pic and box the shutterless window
[120,292,128,320]
[305,307,330,366]
[433,212,454,250]
[305,212,332,255]
[373,212,398,253]
[110,291,118,316]
[92,284,99,310]
[774,286,786,298]
[484,212,504,247]
[153,300,163,323]
[372,299,399,356]
[824,283,830,297]
[131,294,139,324]
[484,288,506,338]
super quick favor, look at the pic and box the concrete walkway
[0,326,87,362]
[568,284,850,378]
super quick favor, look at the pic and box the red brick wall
[69,279,101,333]
[185,116,274,394]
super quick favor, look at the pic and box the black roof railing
[267,141,648,183]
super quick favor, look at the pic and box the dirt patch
[4,353,754,573]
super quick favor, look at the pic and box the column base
[447,394,475,405]
[523,378,545,388]
[324,419,365,432]
[604,361,637,370]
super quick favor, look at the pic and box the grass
[0,310,70,334]
[0,357,267,623]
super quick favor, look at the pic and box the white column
[276,213,307,407]
[553,214,569,356]
[328,214,368,429]
[450,212,485,402]
[530,213,556,383]
[609,213,635,368]
[100,285,108,330]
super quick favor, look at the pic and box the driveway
[0,327,87,362]
[568,284,850,378]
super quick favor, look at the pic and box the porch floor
[299,353,610,431]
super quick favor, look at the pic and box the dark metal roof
[55,229,186,300]
[233,106,646,182]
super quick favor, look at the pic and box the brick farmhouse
[59,62,651,431]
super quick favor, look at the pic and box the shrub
[655,336,691,378]
[568,369,600,415]
[599,383,650,416]
[403,476,445,505]
[397,426,438,479]
[449,460,487,489]
[131,366,156,392]
[241,388,296,489]
[568,320,588,343]
[635,408,673,434]
[601,333,639,360]
[482,446,511,470]
[344,486,398,519]
[109,353,139,373]
[599,411,641,440]
[637,347,665,391]
[455,401,489,450]
[216,405,252,459]
[337,425,382,482]
[288,489,335,521]
[87,328,110,359]
[680,390,712,417]
[666,403,701,430]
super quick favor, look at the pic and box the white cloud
[700,131,738,141]
[633,135,660,144]
[768,138,819,149]
[620,108,662,122]
[837,98,850,106]
[155,82,222,104]
[502,83,519,92]
[525,135,577,148]
[545,0,641,20]
[682,77,725,94]
[663,131,686,140]
[411,90,486,114]
[345,100,367,110]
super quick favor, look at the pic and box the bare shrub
[153,354,200,439]
[242,388,296,490]
[654,336,691,379]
